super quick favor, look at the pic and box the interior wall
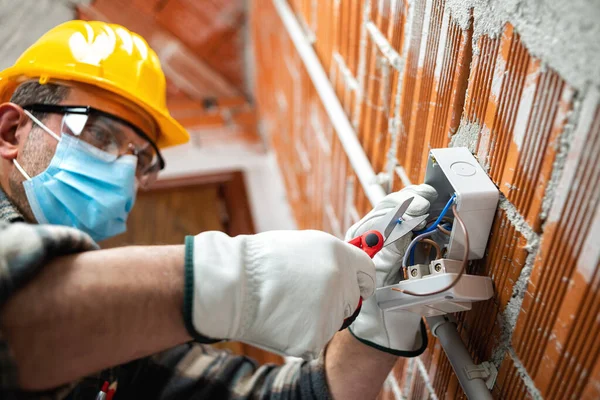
[160,143,296,233]
[251,0,600,398]
[0,0,91,70]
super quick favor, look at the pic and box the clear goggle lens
[61,112,161,186]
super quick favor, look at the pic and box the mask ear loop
[23,109,61,141]
[13,158,31,180]
[13,109,63,180]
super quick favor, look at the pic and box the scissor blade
[378,197,415,239]
[383,214,429,247]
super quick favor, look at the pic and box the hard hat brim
[0,67,190,149]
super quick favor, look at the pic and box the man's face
[0,82,159,222]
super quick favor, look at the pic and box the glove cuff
[348,319,428,357]
[183,235,222,344]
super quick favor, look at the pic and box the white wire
[402,230,437,268]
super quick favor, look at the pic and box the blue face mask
[13,111,138,242]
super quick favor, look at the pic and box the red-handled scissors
[340,196,429,330]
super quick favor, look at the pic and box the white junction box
[376,148,498,316]
[425,147,499,260]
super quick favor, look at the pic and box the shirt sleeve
[0,222,99,305]
[114,343,332,400]
[0,223,333,399]
[0,221,98,390]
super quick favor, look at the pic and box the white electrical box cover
[376,273,494,316]
[425,148,498,260]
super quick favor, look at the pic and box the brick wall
[250,0,600,398]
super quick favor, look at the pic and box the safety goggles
[22,104,165,187]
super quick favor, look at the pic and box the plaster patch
[498,195,540,249]
[445,0,600,91]
[476,124,492,172]
[449,119,481,152]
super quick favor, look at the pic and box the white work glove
[183,230,376,359]
[345,184,438,356]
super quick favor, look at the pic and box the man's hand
[324,184,438,400]
[345,184,437,356]
[184,230,376,359]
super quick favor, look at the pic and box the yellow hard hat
[0,20,189,149]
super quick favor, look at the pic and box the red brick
[463,35,500,123]
[581,354,600,400]
[251,2,598,398]
[419,17,472,182]
[512,102,600,398]
[128,0,162,15]
[401,0,455,183]
[156,0,245,89]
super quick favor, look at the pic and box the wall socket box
[376,148,498,315]
[424,147,499,260]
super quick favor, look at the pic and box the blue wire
[409,194,456,265]
[415,194,456,235]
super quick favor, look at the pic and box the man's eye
[137,149,153,166]
[86,126,108,139]
[83,127,118,150]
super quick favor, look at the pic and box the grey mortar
[508,348,544,399]
[449,119,481,153]
[491,248,537,367]
[416,358,439,400]
[491,196,540,367]
[444,0,600,92]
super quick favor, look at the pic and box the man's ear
[0,103,27,161]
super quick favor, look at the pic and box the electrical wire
[409,194,456,264]
[408,222,452,264]
[402,230,437,268]
[414,193,456,235]
[437,224,452,236]
[394,204,469,297]
[420,238,441,259]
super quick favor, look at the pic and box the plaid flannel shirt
[0,189,331,399]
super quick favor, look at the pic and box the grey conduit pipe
[273,1,493,398]
[272,0,387,207]
[427,315,493,399]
